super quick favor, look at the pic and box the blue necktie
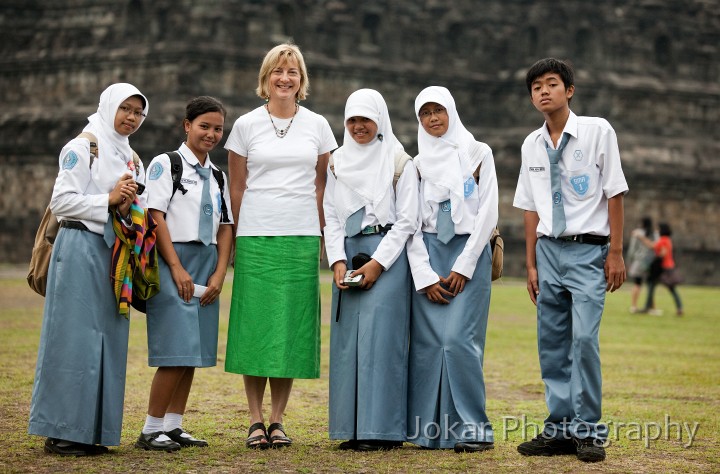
[103,215,116,247]
[345,208,364,237]
[195,165,213,245]
[436,199,454,244]
[546,132,570,238]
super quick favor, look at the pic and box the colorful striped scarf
[110,200,159,318]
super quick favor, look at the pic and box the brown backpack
[27,133,140,296]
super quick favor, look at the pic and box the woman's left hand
[200,271,225,306]
[440,271,467,296]
[354,259,383,290]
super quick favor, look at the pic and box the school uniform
[513,110,628,442]
[406,87,498,449]
[144,143,233,367]
[324,89,419,443]
[29,83,148,447]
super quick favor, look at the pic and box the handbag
[490,227,503,281]
[660,268,683,286]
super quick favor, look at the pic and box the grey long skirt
[329,233,411,442]
[146,242,219,367]
[406,232,494,448]
[28,226,129,446]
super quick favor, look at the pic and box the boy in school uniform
[512,58,628,463]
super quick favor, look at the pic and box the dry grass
[1,267,718,473]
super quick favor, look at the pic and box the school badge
[569,174,590,196]
[203,204,213,216]
[62,151,79,170]
[441,200,452,212]
[149,162,163,180]
[463,177,475,197]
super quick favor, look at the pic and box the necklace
[266,103,298,138]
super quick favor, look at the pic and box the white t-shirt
[145,143,233,244]
[513,111,629,237]
[407,140,499,290]
[225,106,338,236]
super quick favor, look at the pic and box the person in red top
[637,222,683,316]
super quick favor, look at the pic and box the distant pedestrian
[638,222,683,316]
[626,216,655,313]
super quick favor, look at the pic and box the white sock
[164,413,184,433]
[142,415,165,434]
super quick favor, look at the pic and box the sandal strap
[267,423,286,436]
[248,422,267,436]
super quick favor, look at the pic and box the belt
[360,224,393,235]
[60,220,89,231]
[552,234,609,245]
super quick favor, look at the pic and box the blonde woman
[224,43,337,449]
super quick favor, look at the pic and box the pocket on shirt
[563,163,599,201]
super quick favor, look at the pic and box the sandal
[267,422,292,448]
[245,422,269,449]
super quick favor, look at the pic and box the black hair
[641,216,653,236]
[658,223,672,237]
[185,96,226,122]
[525,58,575,95]
[130,94,147,109]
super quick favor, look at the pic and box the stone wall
[1,0,719,284]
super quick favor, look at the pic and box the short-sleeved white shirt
[225,105,338,236]
[145,143,233,244]
[513,111,629,237]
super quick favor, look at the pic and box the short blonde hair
[256,43,309,101]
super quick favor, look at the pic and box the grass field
[1,267,718,473]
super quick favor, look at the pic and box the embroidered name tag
[529,166,545,172]
[181,178,197,185]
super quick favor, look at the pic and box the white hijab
[333,89,404,226]
[414,86,476,224]
[83,83,148,191]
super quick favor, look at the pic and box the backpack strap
[210,166,230,223]
[76,132,99,168]
[167,151,188,198]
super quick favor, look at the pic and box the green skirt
[225,236,320,378]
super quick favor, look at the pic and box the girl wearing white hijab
[406,86,498,452]
[29,83,148,456]
[323,89,419,451]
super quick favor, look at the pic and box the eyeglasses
[118,104,146,118]
[418,106,447,119]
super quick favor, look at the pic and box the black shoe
[165,428,208,448]
[574,437,606,462]
[454,441,494,453]
[134,432,181,452]
[44,438,107,456]
[338,439,359,450]
[517,433,576,456]
[356,440,403,452]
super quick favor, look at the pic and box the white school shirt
[407,141,499,291]
[513,111,629,237]
[323,160,420,270]
[225,106,338,236]
[50,136,147,235]
[145,143,233,244]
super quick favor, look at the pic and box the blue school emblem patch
[440,200,452,212]
[62,151,79,170]
[203,203,213,216]
[149,162,163,180]
[463,177,475,197]
[553,192,562,205]
[569,174,590,196]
